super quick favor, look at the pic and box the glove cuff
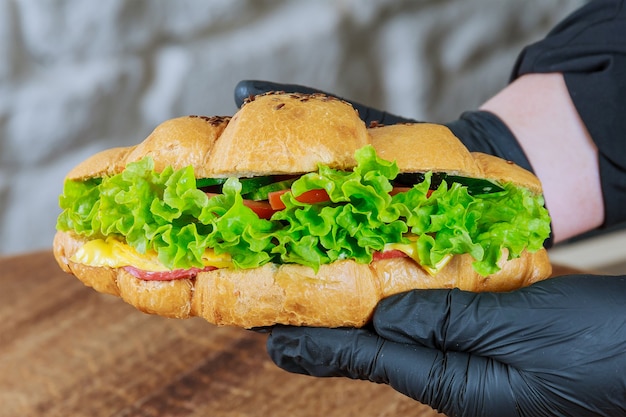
[445,111,534,173]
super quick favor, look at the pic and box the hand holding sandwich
[235,80,626,417]
[267,274,626,417]
[233,0,626,414]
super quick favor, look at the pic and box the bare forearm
[480,73,604,243]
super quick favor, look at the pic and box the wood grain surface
[0,251,449,417]
[0,251,580,417]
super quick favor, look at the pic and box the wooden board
[0,251,446,417]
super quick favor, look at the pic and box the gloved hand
[267,275,626,417]
[234,80,534,173]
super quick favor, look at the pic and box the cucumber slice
[394,173,504,195]
[197,176,274,194]
[239,176,274,196]
[196,177,227,188]
[394,173,429,186]
[445,175,505,195]
[246,178,297,201]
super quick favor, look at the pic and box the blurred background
[3,0,624,273]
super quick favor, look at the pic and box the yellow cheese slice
[71,236,233,271]
[383,240,452,275]
[72,235,450,275]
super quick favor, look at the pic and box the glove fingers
[234,79,417,125]
[373,284,546,357]
[374,276,626,371]
[234,80,327,107]
[267,326,384,380]
[266,325,520,417]
[266,325,442,389]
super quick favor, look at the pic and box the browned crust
[63,93,543,192]
[66,147,133,181]
[471,152,543,195]
[54,231,552,328]
[205,93,371,176]
[368,123,483,178]
[125,115,230,179]
[65,115,230,181]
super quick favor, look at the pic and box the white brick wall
[0,0,582,256]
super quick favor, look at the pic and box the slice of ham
[124,250,407,281]
[123,265,218,281]
[372,250,408,261]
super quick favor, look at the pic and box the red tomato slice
[123,265,217,281]
[389,187,412,196]
[268,189,290,210]
[372,250,408,261]
[241,199,276,219]
[297,188,331,204]
[205,193,277,219]
[389,187,434,198]
[268,189,331,210]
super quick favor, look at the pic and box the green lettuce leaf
[57,145,551,275]
[57,157,275,270]
[271,146,407,269]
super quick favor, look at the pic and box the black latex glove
[267,275,626,417]
[234,80,534,172]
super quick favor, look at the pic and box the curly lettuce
[57,145,551,275]
[57,158,276,270]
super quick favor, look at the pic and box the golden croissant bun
[53,92,552,328]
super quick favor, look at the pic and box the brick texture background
[0,0,583,255]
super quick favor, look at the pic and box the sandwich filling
[57,145,551,279]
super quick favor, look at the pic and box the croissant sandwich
[54,92,552,328]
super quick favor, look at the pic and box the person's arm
[480,72,604,243]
